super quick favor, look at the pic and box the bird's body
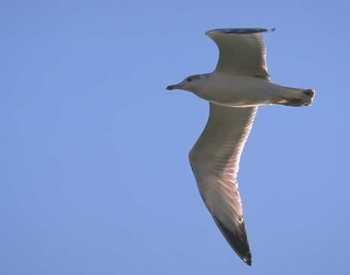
[167,28,315,266]
[189,73,313,107]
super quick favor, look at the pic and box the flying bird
[167,28,315,266]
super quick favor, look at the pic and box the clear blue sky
[1,1,349,274]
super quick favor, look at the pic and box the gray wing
[206,28,274,78]
[189,103,257,265]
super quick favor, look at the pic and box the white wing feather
[189,103,257,265]
[207,28,271,78]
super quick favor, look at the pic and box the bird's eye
[187,77,193,82]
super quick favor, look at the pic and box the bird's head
[166,74,207,92]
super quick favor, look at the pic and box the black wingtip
[206,27,276,35]
[242,254,252,266]
[239,248,252,266]
[212,216,252,266]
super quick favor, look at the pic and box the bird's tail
[272,89,315,107]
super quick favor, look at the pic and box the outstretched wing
[189,103,257,265]
[206,28,274,78]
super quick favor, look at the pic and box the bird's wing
[206,28,274,78]
[189,103,257,265]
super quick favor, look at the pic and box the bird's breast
[195,74,271,107]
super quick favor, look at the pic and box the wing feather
[206,28,272,78]
[189,103,257,265]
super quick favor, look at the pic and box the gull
[166,28,315,266]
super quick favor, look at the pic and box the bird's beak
[166,82,184,91]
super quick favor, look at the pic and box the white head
[166,74,208,93]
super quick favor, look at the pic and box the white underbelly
[195,74,303,107]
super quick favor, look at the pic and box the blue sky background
[1,1,349,274]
